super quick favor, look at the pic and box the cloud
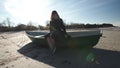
[3,0,52,26]
[0,17,6,22]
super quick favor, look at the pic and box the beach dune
[0,27,120,68]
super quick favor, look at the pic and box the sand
[0,27,120,68]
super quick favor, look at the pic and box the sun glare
[4,0,51,26]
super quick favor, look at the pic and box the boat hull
[26,30,102,48]
[65,34,101,48]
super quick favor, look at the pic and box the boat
[25,29,102,48]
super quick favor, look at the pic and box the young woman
[46,10,67,54]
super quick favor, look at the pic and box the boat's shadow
[18,42,120,68]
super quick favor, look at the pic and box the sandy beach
[0,27,120,68]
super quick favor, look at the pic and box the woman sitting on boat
[46,10,68,54]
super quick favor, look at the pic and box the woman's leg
[47,37,53,49]
[47,36,56,54]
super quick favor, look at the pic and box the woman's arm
[50,21,52,33]
[60,19,66,34]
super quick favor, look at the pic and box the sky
[0,0,120,26]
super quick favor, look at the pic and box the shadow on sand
[18,42,120,68]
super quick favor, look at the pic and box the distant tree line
[0,18,114,32]
[0,18,38,32]
[65,23,114,29]
[46,23,114,29]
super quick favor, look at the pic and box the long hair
[50,10,60,21]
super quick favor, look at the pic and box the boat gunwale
[27,33,102,39]
[25,30,102,39]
